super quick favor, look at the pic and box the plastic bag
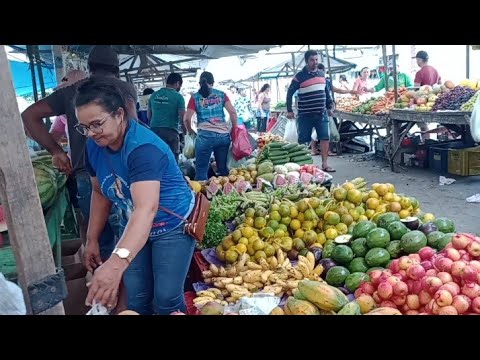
[227,145,253,169]
[284,119,298,143]
[311,129,318,141]
[329,116,340,142]
[470,93,480,142]
[183,134,196,159]
[232,126,253,161]
[86,300,110,315]
[0,273,26,315]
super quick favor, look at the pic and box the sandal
[322,166,336,173]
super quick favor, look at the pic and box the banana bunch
[193,288,229,307]
[199,250,325,305]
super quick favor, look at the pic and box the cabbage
[274,165,288,175]
[284,162,300,172]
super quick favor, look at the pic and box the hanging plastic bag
[183,134,196,159]
[0,273,26,315]
[284,119,298,143]
[311,129,318,141]
[470,93,480,142]
[86,300,110,315]
[329,116,340,142]
[232,126,253,161]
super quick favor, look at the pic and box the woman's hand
[84,239,102,272]
[86,256,127,309]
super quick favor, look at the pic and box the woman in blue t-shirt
[74,78,196,315]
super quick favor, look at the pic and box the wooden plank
[332,111,388,127]
[389,110,471,125]
[0,46,64,315]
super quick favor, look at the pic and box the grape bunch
[433,86,477,111]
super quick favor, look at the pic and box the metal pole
[324,45,335,102]
[33,46,46,99]
[392,45,398,102]
[382,45,389,92]
[26,45,38,102]
[466,45,470,78]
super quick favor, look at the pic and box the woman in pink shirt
[352,67,371,95]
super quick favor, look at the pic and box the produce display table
[388,110,473,172]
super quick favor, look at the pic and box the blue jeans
[76,173,119,261]
[195,130,231,181]
[122,226,196,315]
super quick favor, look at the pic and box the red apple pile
[354,233,480,315]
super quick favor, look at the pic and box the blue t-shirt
[86,120,194,237]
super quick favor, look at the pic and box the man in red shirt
[413,51,441,87]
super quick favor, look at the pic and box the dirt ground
[313,153,480,234]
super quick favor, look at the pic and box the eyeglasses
[74,112,114,136]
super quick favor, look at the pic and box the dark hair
[167,73,183,86]
[143,88,154,95]
[198,71,214,98]
[88,63,120,78]
[359,67,369,76]
[304,50,318,63]
[74,76,127,116]
[339,75,348,82]
[317,63,325,71]
[260,84,270,93]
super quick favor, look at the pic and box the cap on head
[413,50,429,62]
[88,45,120,67]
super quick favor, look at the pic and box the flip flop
[322,166,336,173]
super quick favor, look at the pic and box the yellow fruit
[341,214,354,226]
[349,209,360,221]
[347,189,363,205]
[355,206,366,215]
[423,213,435,222]
[270,211,282,222]
[376,184,388,196]
[342,182,356,191]
[389,202,402,213]
[343,201,356,210]
[358,215,369,222]
[365,209,375,219]
[325,228,339,240]
[270,204,280,212]
[290,207,299,218]
[335,206,349,216]
[297,212,305,222]
[317,219,325,231]
[399,209,410,219]
[235,244,247,254]
[372,183,380,191]
[274,229,286,238]
[248,236,258,244]
[222,237,235,251]
[216,244,226,261]
[241,226,255,238]
[264,244,275,257]
[324,211,340,225]
[254,217,267,229]
[303,230,318,245]
[362,193,369,203]
[281,216,292,226]
[244,217,254,227]
[366,198,380,210]
[383,193,394,202]
[317,232,327,245]
[315,206,327,218]
[308,198,321,209]
[386,183,395,193]
[189,181,202,193]
[245,208,255,218]
[376,204,388,213]
[232,229,242,242]
[335,223,348,235]
[393,194,401,203]
[225,249,239,263]
[238,237,249,246]
[249,255,256,263]
[290,219,301,231]
[324,224,335,231]
[254,251,267,262]
[368,190,380,199]
[296,199,309,213]
[333,187,348,201]
[279,204,291,217]
[295,229,305,239]
[304,209,317,221]
[400,197,412,210]
[302,220,314,231]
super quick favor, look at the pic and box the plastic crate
[189,250,210,284]
[429,142,468,174]
[467,147,480,176]
[448,146,480,176]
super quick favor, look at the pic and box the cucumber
[281,143,298,151]
[268,155,289,162]
[288,150,310,158]
[290,144,307,152]
[267,142,286,149]
[271,158,289,166]
[268,150,288,157]
[292,155,313,162]
[295,158,314,165]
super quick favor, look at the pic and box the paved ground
[314,153,480,234]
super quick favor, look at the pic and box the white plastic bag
[86,300,110,315]
[470,94,480,142]
[284,119,298,143]
[0,273,26,315]
[329,116,340,142]
[311,129,318,141]
[183,134,196,159]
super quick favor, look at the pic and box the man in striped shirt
[286,50,334,172]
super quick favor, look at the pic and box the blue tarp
[8,60,57,97]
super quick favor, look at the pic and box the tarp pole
[324,45,335,102]
[466,45,470,78]
[382,45,389,92]
[26,45,38,102]
[392,45,398,102]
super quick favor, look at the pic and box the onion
[444,243,454,250]
[380,300,397,309]
[412,280,423,295]
[467,241,480,257]
[405,310,419,315]
[462,283,480,299]
[452,295,471,314]
[408,254,421,263]
[419,247,436,261]
[389,259,400,273]
[369,270,383,286]
[438,305,458,315]
[401,303,410,313]
[419,290,432,306]
[462,265,478,284]
[377,282,393,300]
[472,297,480,314]
[425,277,443,295]
[469,260,480,272]
[435,289,453,306]
[451,261,467,277]
[406,294,420,310]
[439,284,459,297]
[437,272,453,284]
[391,295,407,306]
[435,257,453,272]
[170,311,185,315]
[393,281,408,296]
[445,248,461,261]
[354,288,364,299]
[452,233,471,250]
[397,270,408,281]
[407,265,426,281]
[427,299,441,314]
[459,249,467,256]
[421,261,434,271]
[418,312,429,315]
[425,269,438,277]
[359,282,375,295]
[372,291,381,304]
[399,256,414,270]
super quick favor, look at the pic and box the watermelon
[33,163,58,209]
[322,244,336,259]
[387,221,410,240]
[400,230,427,254]
[433,218,455,234]
[377,212,400,229]
[436,233,454,250]
[345,272,370,293]
[385,240,402,258]
[366,228,391,248]
[365,248,391,267]
[331,245,354,265]
[325,266,350,287]
[351,238,369,257]
[351,221,376,239]
[348,257,369,273]
[427,231,445,249]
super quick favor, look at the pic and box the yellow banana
[243,283,258,292]
[261,270,274,284]
[195,290,216,299]
[193,296,216,304]
[232,290,251,299]
[207,288,222,296]
[282,258,291,269]
[305,252,315,272]
[233,276,243,285]
[269,256,279,270]
[226,284,248,293]
[312,264,324,276]
[286,280,299,289]
[247,261,263,270]
[276,249,285,266]
[209,264,219,276]
[218,266,228,277]
[259,258,270,271]
[213,281,225,289]
[253,281,264,289]
[297,262,310,277]
[289,268,304,280]
[202,270,213,279]
[227,266,237,278]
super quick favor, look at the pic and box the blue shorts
[297,112,330,144]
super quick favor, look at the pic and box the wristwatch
[112,248,133,264]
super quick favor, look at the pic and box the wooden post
[382,45,389,92]
[52,45,65,84]
[0,46,64,315]
[33,46,51,130]
[392,45,399,102]
[466,45,470,78]
[324,45,335,102]
[26,45,39,102]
